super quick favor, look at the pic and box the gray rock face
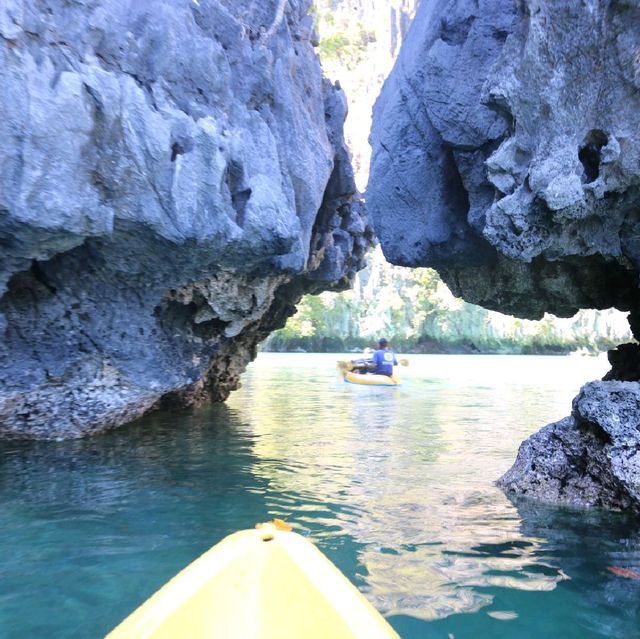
[368,0,640,320]
[0,0,373,438]
[368,0,640,510]
[499,381,640,513]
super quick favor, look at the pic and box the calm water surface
[1,354,639,638]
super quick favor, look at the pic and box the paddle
[336,360,357,372]
[336,358,409,371]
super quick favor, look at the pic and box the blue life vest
[372,349,397,376]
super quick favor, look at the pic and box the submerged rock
[0,0,373,438]
[368,0,640,509]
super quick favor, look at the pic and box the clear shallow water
[1,353,639,638]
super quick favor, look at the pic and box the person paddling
[369,338,398,377]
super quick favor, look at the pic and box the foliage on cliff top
[265,249,632,354]
[312,1,376,69]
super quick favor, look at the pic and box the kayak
[343,370,401,386]
[337,358,406,386]
[107,522,399,638]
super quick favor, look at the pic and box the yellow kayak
[343,370,401,386]
[107,522,399,639]
[337,358,406,386]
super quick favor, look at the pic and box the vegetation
[264,249,630,354]
[312,1,375,69]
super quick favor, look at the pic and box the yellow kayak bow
[107,522,398,639]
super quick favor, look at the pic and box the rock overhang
[368,0,640,512]
[0,0,374,438]
[368,0,640,322]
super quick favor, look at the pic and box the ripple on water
[1,353,640,639]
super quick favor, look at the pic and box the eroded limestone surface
[0,0,373,438]
[499,381,640,513]
[368,0,640,510]
[369,0,640,319]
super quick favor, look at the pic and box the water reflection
[508,496,640,639]
[360,491,570,620]
[227,353,619,627]
[0,407,272,638]
[2,352,635,639]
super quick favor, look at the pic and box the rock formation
[368,0,640,510]
[500,381,640,511]
[0,0,373,438]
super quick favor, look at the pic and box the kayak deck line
[107,523,399,638]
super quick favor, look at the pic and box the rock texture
[369,0,640,320]
[499,381,640,512]
[368,0,640,510]
[0,0,373,438]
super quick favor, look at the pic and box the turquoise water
[1,353,639,638]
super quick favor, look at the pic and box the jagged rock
[0,0,373,438]
[605,343,640,382]
[368,0,640,509]
[368,0,640,320]
[499,381,640,513]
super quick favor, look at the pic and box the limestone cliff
[368,0,640,511]
[0,0,373,438]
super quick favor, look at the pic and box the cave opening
[224,160,251,225]
[578,129,608,183]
